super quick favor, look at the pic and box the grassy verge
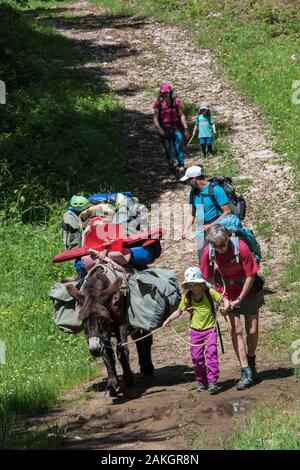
[222,404,300,450]
[0,208,101,449]
[0,0,131,448]
[0,1,128,223]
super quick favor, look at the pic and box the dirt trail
[24,1,299,449]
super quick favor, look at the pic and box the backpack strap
[186,288,216,320]
[208,182,220,211]
[157,95,179,127]
[204,288,216,318]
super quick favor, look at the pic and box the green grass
[222,404,300,450]
[0,1,129,222]
[0,0,133,448]
[0,208,100,449]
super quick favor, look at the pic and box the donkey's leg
[103,342,119,397]
[131,330,154,376]
[116,323,134,387]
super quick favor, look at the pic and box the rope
[169,306,223,348]
[161,239,182,252]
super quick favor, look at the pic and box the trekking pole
[216,320,225,354]
[187,134,196,146]
[161,239,182,253]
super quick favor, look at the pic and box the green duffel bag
[49,279,83,333]
[127,267,180,331]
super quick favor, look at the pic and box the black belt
[217,278,245,286]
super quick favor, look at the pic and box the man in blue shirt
[180,166,231,260]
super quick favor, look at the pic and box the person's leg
[226,314,248,367]
[190,329,207,386]
[245,315,259,357]
[245,314,259,380]
[227,314,254,389]
[173,130,185,168]
[199,137,206,157]
[160,135,176,168]
[206,137,214,157]
[204,328,219,384]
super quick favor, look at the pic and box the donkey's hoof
[104,385,119,398]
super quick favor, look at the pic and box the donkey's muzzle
[88,337,105,357]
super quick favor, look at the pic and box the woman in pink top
[153,83,190,178]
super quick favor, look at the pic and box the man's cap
[160,83,172,93]
[180,165,203,182]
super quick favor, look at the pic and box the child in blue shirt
[192,102,216,158]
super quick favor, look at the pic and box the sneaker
[178,166,185,177]
[196,383,207,392]
[208,382,221,394]
[247,354,259,382]
[207,153,214,158]
[236,367,254,390]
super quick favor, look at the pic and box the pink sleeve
[175,98,182,107]
[239,241,259,277]
[200,246,214,279]
[153,100,161,110]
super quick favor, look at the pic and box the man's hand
[158,127,165,137]
[163,318,171,327]
[184,129,190,140]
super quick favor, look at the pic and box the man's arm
[203,203,231,232]
[182,207,196,239]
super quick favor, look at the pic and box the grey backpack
[49,279,83,333]
[127,268,180,331]
[60,210,83,250]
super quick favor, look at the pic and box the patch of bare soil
[24,0,299,449]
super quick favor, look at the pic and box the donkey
[66,264,153,397]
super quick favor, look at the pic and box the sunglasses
[211,241,227,250]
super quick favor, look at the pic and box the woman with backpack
[200,224,264,390]
[153,83,190,178]
[163,267,229,394]
[191,102,216,158]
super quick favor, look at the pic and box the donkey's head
[66,269,122,357]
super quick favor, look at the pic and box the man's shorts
[230,290,264,316]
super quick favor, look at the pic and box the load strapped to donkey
[50,191,181,396]
[50,191,181,335]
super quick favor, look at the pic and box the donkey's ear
[66,284,86,306]
[102,277,122,297]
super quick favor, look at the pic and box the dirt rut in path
[24,1,299,449]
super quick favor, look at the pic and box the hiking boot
[169,164,179,179]
[236,367,254,390]
[208,382,221,394]
[196,383,207,392]
[207,152,214,158]
[247,354,259,382]
[178,166,185,177]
